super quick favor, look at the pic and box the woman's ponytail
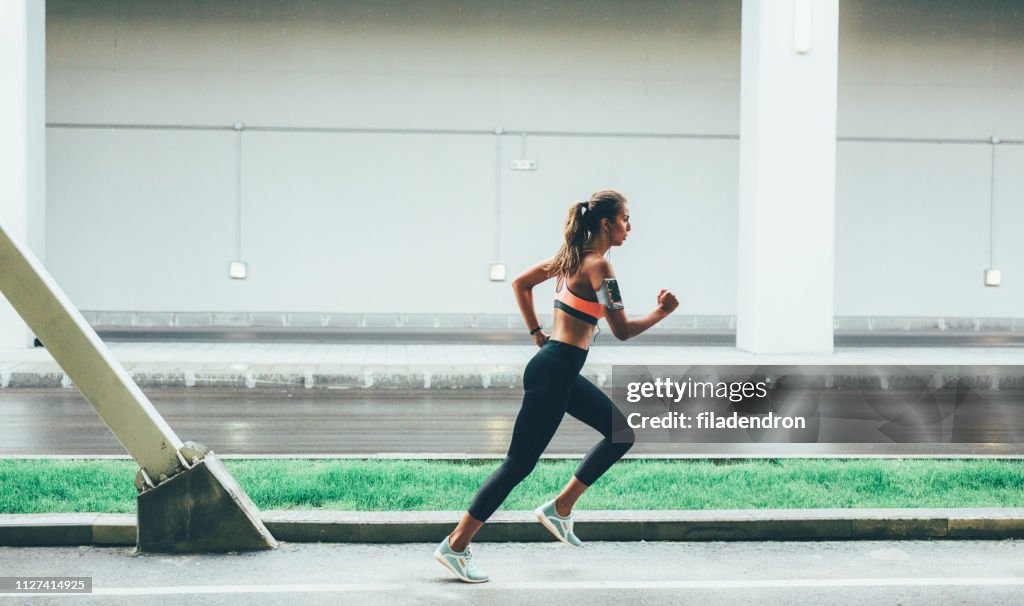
[547,190,626,282]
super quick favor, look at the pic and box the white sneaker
[535,498,583,547]
[433,536,489,583]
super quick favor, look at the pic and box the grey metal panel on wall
[838,0,1024,140]
[45,128,237,311]
[239,130,496,313]
[835,141,1023,318]
[46,0,741,133]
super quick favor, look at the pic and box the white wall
[44,0,1024,318]
[835,0,1024,317]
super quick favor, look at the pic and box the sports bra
[554,250,604,326]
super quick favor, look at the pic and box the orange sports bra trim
[553,250,604,325]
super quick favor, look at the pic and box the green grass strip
[1,458,1023,514]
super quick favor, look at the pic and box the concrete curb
[3,508,1024,547]
[0,367,566,390]
[75,310,1024,333]
[5,365,1024,391]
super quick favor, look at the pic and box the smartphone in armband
[596,278,624,310]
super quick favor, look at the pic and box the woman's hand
[532,330,550,348]
[656,289,679,315]
[605,288,679,341]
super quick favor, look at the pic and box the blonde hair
[548,189,626,283]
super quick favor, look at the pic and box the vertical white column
[0,0,46,350]
[737,0,838,354]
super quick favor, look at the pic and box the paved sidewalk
[2,342,1023,389]
[3,507,1024,547]
[4,540,1024,604]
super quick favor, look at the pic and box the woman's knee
[613,424,636,447]
[502,455,537,483]
[612,426,636,458]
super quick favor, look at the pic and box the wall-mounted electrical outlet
[229,261,248,280]
[489,264,507,281]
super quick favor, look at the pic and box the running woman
[433,189,679,583]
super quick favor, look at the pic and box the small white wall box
[510,159,537,171]
[229,261,248,280]
[489,264,507,281]
[985,268,1001,287]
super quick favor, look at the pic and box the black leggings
[467,339,635,522]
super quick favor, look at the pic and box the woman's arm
[590,258,679,341]
[512,258,556,346]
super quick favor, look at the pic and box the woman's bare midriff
[549,262,603,350]
[548,309,596,350]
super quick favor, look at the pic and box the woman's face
[609,204,631,246]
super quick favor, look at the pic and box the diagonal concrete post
[0,217,277,552]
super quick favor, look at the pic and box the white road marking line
[7,454,1024,460]
[4,577,1019,596]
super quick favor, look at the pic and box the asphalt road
[2,389,1022,457]
[2,540,1024,605]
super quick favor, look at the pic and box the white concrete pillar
[0,0,46,349]
[737,0,838,354]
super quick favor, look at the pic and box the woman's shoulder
[580,252,613,277]
[566,254,608,292]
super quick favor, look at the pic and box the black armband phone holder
[596,278,624,310]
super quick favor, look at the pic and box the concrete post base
[137,451,278,553]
